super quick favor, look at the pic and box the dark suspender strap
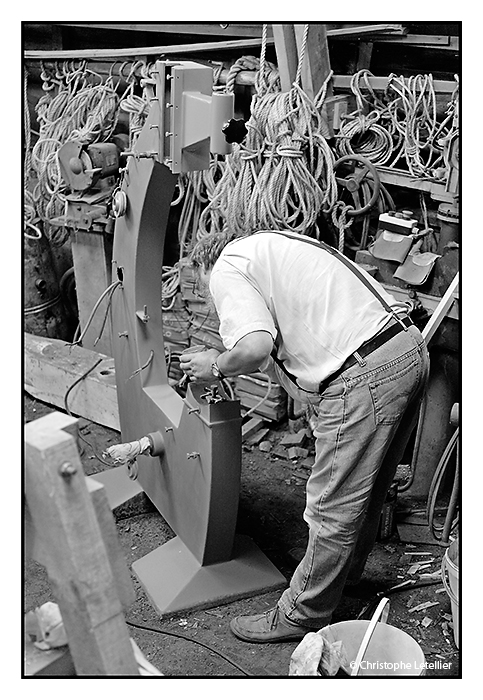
[265,230,409,392]
[268,231,408,330]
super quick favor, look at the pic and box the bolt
[59,462,77,478]
[118,331,129,338]
[187,452,200,460]
[165,426,174,433]
[188,407,200,414]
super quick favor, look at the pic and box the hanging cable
[67,280,122,348]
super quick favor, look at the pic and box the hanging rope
[198,25,337,240]
[336,70,458,183]
[336,70,395,166]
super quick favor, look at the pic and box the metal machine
[98,60,285,615]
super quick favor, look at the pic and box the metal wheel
[334,155,381,217]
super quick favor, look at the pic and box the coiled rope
[336,69,458,182]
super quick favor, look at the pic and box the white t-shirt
[209,231,407,396]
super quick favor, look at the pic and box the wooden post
[294,24,333,100]
[70,230,113,356]
[272,24,298,91]
[24,413,139,676]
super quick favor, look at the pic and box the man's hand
[179,348,220,382]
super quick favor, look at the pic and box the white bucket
[326,619,426,676]
[441,538,459,648]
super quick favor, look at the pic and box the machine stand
[132,535,286,616]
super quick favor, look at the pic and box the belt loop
[353,351,367,367]
[394,312,409,331]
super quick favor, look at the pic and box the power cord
[63,357,114,467]
[125,618,252,676]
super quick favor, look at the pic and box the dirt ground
[24,393,460,678]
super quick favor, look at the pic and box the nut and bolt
[59,462,77,478]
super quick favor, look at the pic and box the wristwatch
[211,361,225,380]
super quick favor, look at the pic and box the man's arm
[180,331,273,382]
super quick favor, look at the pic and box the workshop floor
[24,394,460,678]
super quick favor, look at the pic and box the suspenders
[266,231,408,392]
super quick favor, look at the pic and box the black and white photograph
[21,21,462,684]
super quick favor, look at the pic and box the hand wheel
[333,155,381,216]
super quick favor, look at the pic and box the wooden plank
[23,37,275,60]
[52,22,273,38]
[376,167,457,204]
[24,415,139,675]
[24,332,120,431]
[421,273,459,343]
[332,75,457,94]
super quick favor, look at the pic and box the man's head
[188,231,235,311]
[189,231,235,273]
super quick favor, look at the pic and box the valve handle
[222,118,248,144]
[334,154,381,217]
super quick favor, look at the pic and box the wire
[125,618,252,676]
[67,280,122,347]
[356,579,444,620]
[243,375,273,418]
[63,357,113,467]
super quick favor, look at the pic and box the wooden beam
[23,36,275,60]
[272,24,298,91]
[332,75,457,94]
[294,24,332,100]
[51,22,274,38]
[70,230,113,356]
[24,414,139,675]
[24,332,120,431]
[422,273,459,343]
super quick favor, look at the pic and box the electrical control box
[378,211,419,236]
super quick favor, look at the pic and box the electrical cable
[125,618,253,676]
[243,375,272,418]
[63,357,113,467]
[67,280,122,347]
[356,579,444,620]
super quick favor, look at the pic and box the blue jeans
[278,324,430,628]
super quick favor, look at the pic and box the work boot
[230,606,313,643]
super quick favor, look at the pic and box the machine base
[132,534,287,616]
[90,467,145,513]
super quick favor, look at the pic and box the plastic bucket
[327,620,426,676]
[442,538,459,648]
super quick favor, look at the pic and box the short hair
[189,231,236,270]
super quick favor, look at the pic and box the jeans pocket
[368,357,419,425]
